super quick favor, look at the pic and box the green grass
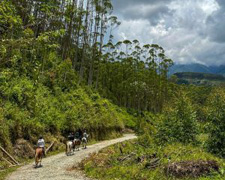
[81,140,225,180]
[0,167,18,180]
[196,133,209,148]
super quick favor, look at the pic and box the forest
[1,0,225,179]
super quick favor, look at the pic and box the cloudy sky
[111,0,225,66]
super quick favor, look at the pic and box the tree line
[0,0,173,113]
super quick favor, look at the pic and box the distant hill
[169,63,225,76]
[210,65,225,76]
[173,72,225,86]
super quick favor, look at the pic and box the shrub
[137,113,157,147]
[0,110,11,149]
[206,89,225,157]
[157,92,199,144]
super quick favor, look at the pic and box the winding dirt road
[6,134,136,180]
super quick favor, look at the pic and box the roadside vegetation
[81,140,225,180]
[81,86,225,180]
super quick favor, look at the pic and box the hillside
[0,69,136,148]
[81,140,225,180]
[80,88,225,180]
[0,67,137,173]
[169,63,225,76]
[0,0,171,163]
[173,72,225,86]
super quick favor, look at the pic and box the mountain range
[169,63,225,76]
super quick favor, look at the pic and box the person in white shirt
[37,136,45,157]
[82,130,89,149]
[83,130,88,140]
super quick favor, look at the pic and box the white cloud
[111,0,225,65]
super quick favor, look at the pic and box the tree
[206,88,225,157]
[157,92,199,144]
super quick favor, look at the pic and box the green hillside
[81,87,225,180]
[0,0,171,155]
[173,72,225,86]
[169,64,225,77]
[0,71,135,149]
[169,64,212,75]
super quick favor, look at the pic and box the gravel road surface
[6,134,136,180]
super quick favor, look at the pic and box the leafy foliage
[157,92,199,144]
[0,0,173,151]
[0,0,174,114]
[2,2,225,179]
[174,72,225,86]
[206,88,225,157]
[0,70,135,149]
[81,140,225,180]
[0,0,139,151]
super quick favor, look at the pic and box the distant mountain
[173,72,225,86]
[210,65,225,76]
[169,63,225,76]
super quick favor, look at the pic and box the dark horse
[35,147,43,167]
[74,139,81,151]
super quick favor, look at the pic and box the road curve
[6,134,137,180]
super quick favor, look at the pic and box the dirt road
[6,134,136,180]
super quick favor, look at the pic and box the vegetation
[1,0,225,180]
[0,166,18,180]
[0,0,174,151]
[0,73,135,149]
[157,93,199,144]
[206,88,225,157]
[0,0,172,149]
[0,0,173,113]
[175,72,225,81]
[81,140,225,180]
[173,72,225,86]
[169,63,225,77]
[81,86,225,179]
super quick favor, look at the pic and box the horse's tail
[35,149,41,165]
[66,142,69,154]
[82,137,87,143]
[35,151,38,164]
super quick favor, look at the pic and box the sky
[111,0,225,66]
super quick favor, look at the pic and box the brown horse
[35,147,43,167]
[73,139,81,151]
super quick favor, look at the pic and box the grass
[80,139,225,180]
[0,167,19,180]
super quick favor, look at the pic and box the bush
[206,89,225,157]
[156,92,199,144]
[0,110,11,149]
[137,112,157,147]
